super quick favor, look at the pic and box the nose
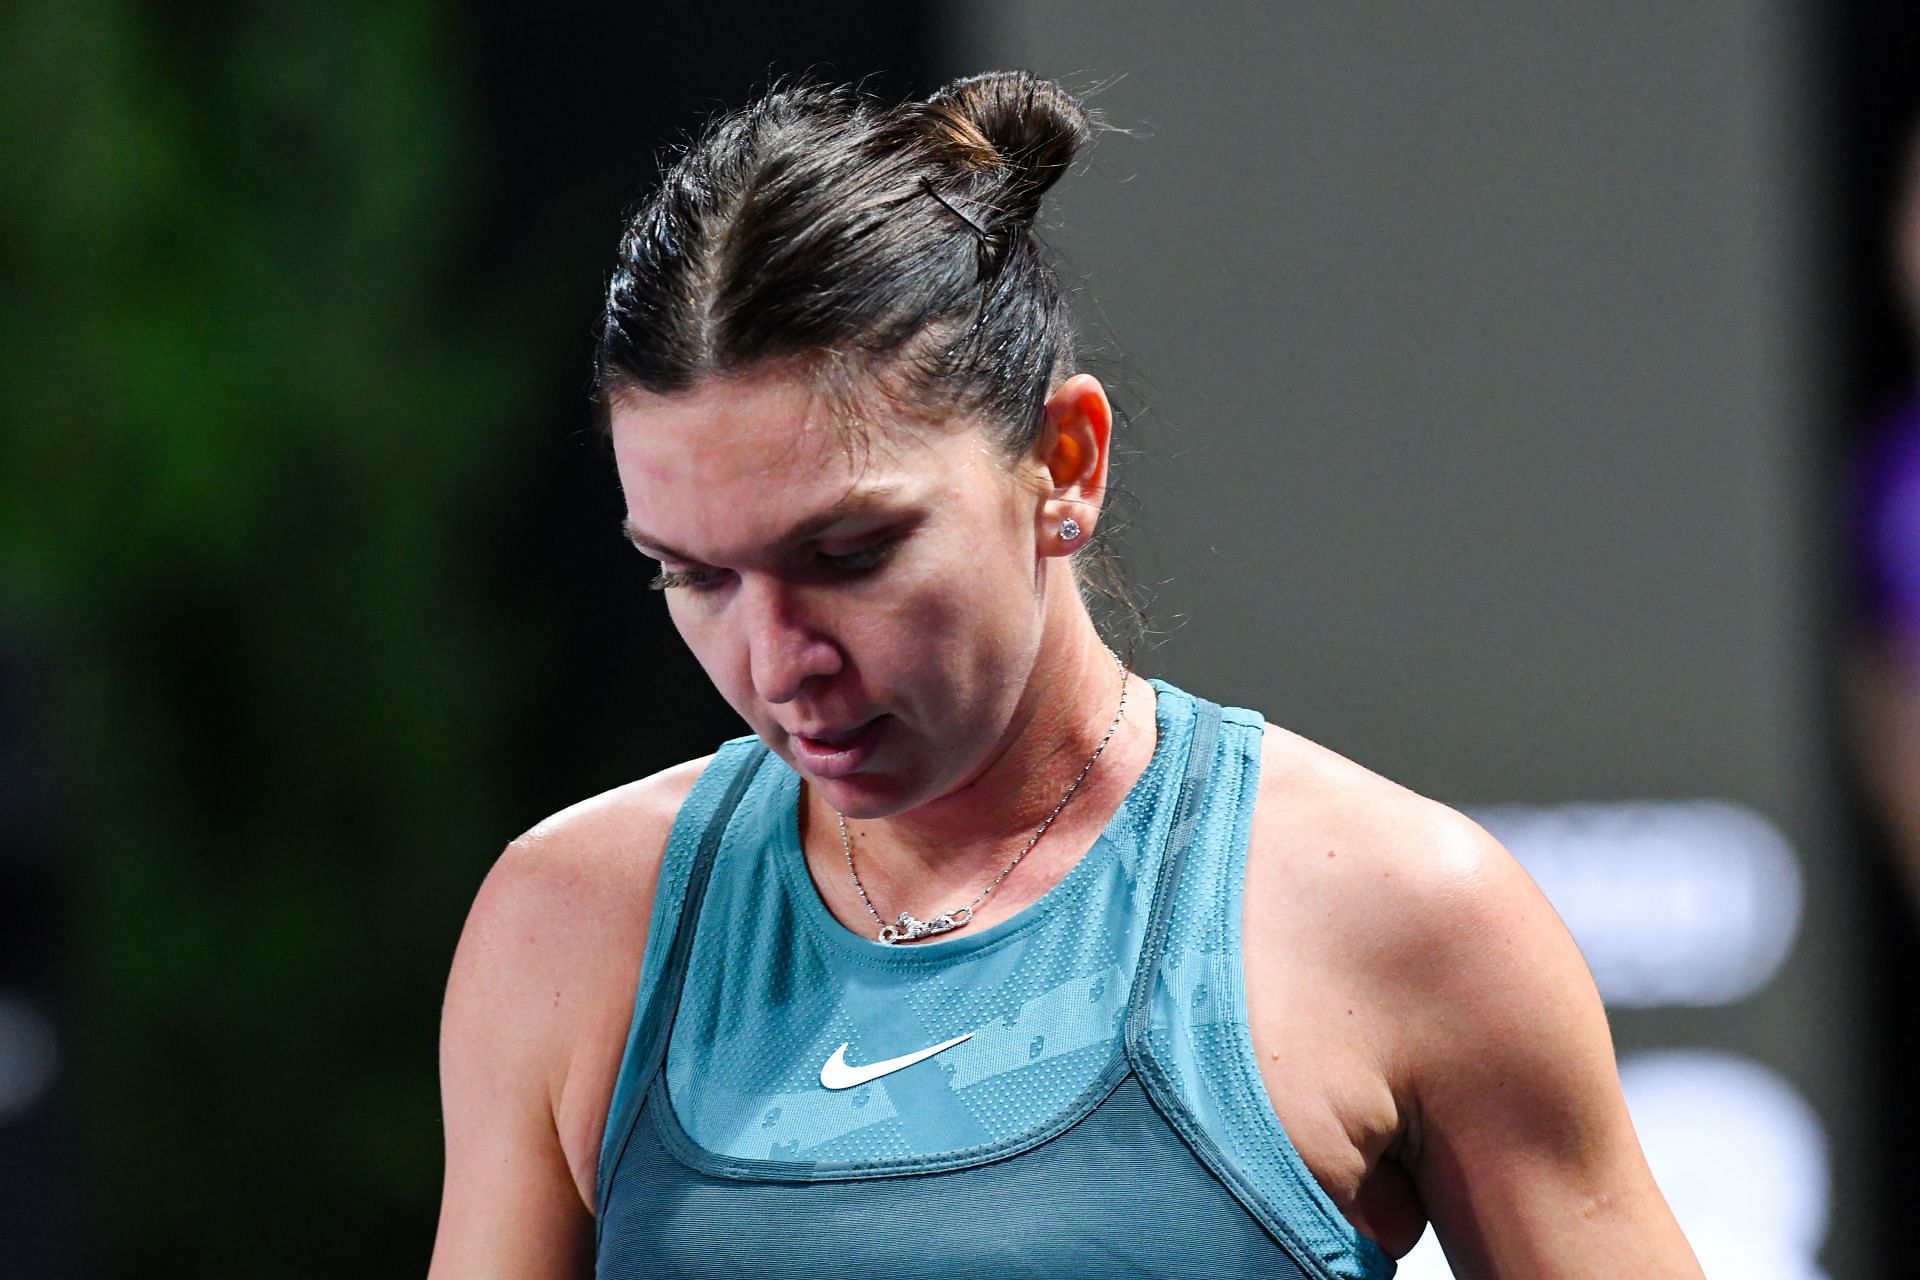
[741,577,843,705]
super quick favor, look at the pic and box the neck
[807,620,1159,926]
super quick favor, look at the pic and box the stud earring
[1058,517,1082,542]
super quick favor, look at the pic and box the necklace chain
[837,647,1130,944]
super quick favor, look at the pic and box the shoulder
[1242,720,1592,1091]
[508,753,716,908]
[1244,717,1614,1137]
[431,754,717,1263]
[1235,737,1696,1271]
[1245,720,1517,940]
[449,752,716,1059]
[457,753,716,1015]
[439,755,715,1196]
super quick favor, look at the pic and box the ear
[1034,372,1113,556]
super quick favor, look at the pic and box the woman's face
[608,371,1059,819]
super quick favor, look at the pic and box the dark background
[1837,0,1920,1275]
[1,1,1915,1275]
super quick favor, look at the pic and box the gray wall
[943,3,1866,1275]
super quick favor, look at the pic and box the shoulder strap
[1123,693,1223,1042]
[594,740,768,1225]
[1116,702,1384,1280]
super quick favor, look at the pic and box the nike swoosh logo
[819,1032,975,1090]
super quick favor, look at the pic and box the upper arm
[1391,813,1702,1279]
[428,759,708,1280]
[428,839,596,1280]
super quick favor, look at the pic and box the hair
[592,70,1147,655]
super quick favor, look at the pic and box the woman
[430,72,1702,1278]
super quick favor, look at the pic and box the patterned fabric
[1137,702,1391,1276]
[595,680,1393,1280]
[659,688,1188,1168]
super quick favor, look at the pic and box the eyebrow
[620,483,907,565]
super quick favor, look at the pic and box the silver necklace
[837,648,1130,944]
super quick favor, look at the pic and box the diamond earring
[1058,517,1082,542]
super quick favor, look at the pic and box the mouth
[788,715,887,778]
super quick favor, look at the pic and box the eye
[817,536,899,575]
[647,566,727,593]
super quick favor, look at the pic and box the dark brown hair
[593,70,1145,652]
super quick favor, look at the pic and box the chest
[599,1072,1323,1280]
[577,708,1419,1271]
[563,923,1419,1254]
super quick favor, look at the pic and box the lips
[788,715,886,778]
[793,719,874,746]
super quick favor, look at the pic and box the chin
[798,754,942,818]
[808,773,909,818]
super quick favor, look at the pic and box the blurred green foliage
[2,0,533,1270]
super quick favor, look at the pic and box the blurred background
[2,1,1917,1276]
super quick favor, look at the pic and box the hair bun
[925,71,1092,226]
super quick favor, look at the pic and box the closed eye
[816,537,899,575]
[646,536,901,593]
[647,565,726,592]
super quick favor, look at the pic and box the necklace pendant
[877,906,973,945]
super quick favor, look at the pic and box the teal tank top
[595,679,1393,1280]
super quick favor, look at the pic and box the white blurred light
[0,992,60,1124]
[1388,1050,1829,1279]
[1620,1050,1829,1278]
[1470,800,1801,1007]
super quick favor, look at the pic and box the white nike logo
[818,1032,975,1090]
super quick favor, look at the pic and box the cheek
[881,534,1042,679]
[663,599,752,696]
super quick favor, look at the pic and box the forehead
[609,373,859,492]
[607,372,993,554]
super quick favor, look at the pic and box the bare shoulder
[1246,719,1588,1052]
[452,753,715,1042]
[1244,724,1698,1275]
[434,752,713,1260]
[463,752,714,1122]
[1238,723,1542,1200]
[506,753,715,914]
[1246,721,1529,947]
